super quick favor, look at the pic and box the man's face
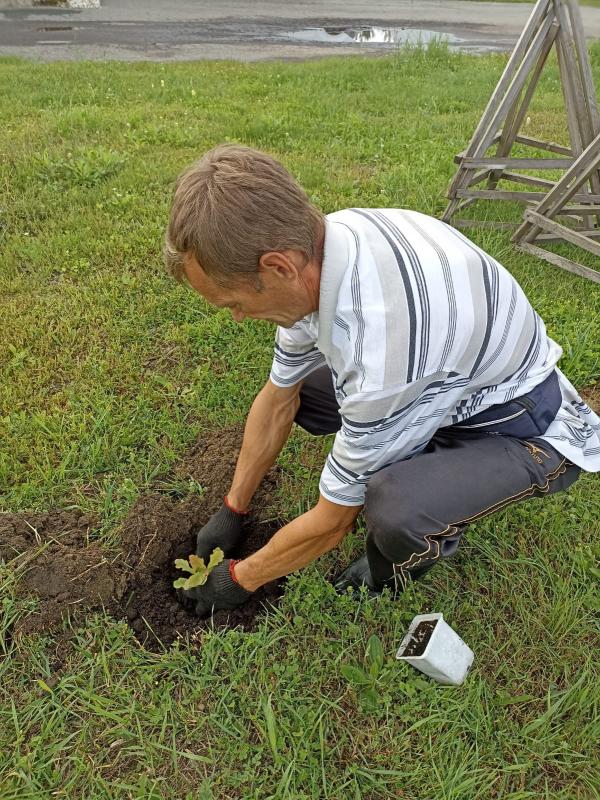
[182,252,318,327]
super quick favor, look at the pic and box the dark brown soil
[580,382,600,414]
[0,509,123,634]
[117,493,283,649]
[401,619,438,657]
[1,427,286,649]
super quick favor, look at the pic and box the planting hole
[1,427,285,651]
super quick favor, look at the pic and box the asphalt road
[1,0,600,62]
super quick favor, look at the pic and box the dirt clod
[1,427,286,649]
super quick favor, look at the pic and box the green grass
[465,0,600,6]
[1,46,599,799]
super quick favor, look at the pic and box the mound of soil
[2,427,286,649]
[0,509,124,634]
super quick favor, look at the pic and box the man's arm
[227,378,302,511]
[234,496,362,591]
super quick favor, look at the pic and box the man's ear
[258,250,301,281]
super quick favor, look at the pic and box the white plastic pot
[396,612,474,686]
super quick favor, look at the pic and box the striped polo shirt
[270,209,600,506]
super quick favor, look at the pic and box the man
[164,144,600,618]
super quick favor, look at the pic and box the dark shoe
[333,555,387,598]
[334,555,434,597]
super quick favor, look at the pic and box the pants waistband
[447,370,561,439]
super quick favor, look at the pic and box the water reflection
[281,27,462,47]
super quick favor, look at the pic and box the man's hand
[178,560,253,618]
[194,500,246,560]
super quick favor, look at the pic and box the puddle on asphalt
[280,26,463,47]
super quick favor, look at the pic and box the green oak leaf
[184,571,209,589]
[207,547,224,571]
[189,554,206,571]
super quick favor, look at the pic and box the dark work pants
[295,366,581,589]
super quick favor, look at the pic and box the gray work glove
[195,500,246,561]
[178,560,253,618]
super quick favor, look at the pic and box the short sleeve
[269,317,326,388]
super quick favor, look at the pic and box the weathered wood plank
[461,187,600,204]
[557,204,600,215]
[445,0,552,202]
[461,156,572,169]
[490,21,558,184]
[458,188,552,201]
[514,133,600,238]
[467,169,492,187]
[524,209,600,256]
[537,229,600,240]
[501,171,557,189]
[517,241,600,283]
[566,0,600,136]
[566,0,600,134]
[474,12,557,158]
[513,135,572,156]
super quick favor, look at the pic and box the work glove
[178,559,253,618]
[194,498,247,561]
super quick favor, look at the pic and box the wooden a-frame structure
[442,0,600,228]
[513,131,600,282]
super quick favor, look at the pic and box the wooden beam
[567,0,600,119]
[458,188,553,201]
[524,209,600,256]
[445,0,553,201]
[454,197,479,214]
[475,13,557,158]
[467,169,492,187]
[461,156,572,169]
[537,229,600,240]
[513,134,572,155]
[463,188,600,205]
[565,0,600,136]
[454,136,501,161]
[556,204,600,215]
[443,0,600,234]
[514,134,600,243]
[488,20,559,191]
[517,240,600,283]
[501,171,557,189]
[554,0,595,149]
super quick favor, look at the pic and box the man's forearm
[234,497,362,591]
[227,380,301,511]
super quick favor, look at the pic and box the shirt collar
[317,217,352,355]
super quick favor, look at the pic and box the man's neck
[303,222,325,314]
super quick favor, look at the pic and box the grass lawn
[465,0,600,6]
[1,45,600,799]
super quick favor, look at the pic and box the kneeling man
[164,144,600,617]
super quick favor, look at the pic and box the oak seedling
[173,547,224,590]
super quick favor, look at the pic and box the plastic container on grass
[396,612,474,686]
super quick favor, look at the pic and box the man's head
[164,144,325,326]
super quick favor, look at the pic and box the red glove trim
[224,495,249,515]
[229,559,240,584]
